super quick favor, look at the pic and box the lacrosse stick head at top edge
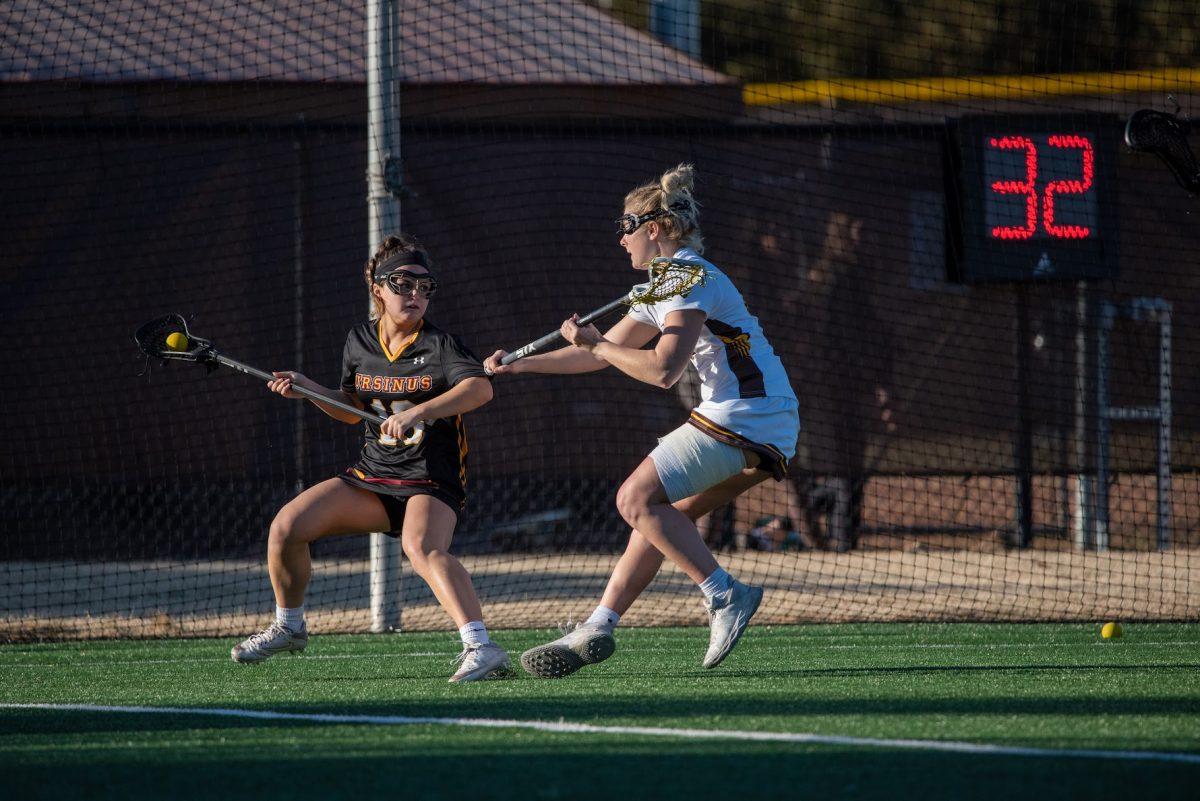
[1125,107,1200,194]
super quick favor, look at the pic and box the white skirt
[685,396,800,480]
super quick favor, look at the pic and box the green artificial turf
[2,623,1198,800]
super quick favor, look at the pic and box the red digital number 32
[989,134,1093,241]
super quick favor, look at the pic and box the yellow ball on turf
[165,332,189,352]
[1101,621,1123,639]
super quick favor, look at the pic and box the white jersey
[626,248,799,471]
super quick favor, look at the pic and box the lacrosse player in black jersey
[231,234,510,683]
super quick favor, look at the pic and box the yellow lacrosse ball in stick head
[165,332,189,352]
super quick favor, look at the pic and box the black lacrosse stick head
[134,314,217,364]
[1125,108,1200,194]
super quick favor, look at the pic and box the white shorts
[651,423,749,503]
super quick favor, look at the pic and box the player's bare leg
[233,479,389,663]
[401,495,510,682]
[614,457,719,583]
[616,457,767,668]
[521,463,769,678]
[601,465,771,614]
[267,479,389,608]
[400,494,481,626]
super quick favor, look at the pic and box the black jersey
[337,319,488,506]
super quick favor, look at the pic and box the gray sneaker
[449,642,512,683]
[702,581,763,668]
[520,623,616,678]
[231,622,308,664]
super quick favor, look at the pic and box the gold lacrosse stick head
[627,257,707,306]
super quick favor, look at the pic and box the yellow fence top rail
[744,67,1200,106]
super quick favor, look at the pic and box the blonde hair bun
[659,163,696,199]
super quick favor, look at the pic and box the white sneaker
[520,623,616,679]
[231,622,308,664]
[449,642,512,683]
[702,581,763,668]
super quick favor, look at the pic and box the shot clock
[946,114,1120,283]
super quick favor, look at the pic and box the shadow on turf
[6,689,1200,739]
[6,748,1196,801]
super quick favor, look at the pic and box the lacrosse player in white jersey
[485,164,800,677]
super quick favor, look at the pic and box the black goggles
[614,202,690,236]
[376,269,438,299]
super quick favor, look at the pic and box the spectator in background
[745,515,804,552]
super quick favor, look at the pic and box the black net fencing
[2,0,1198,639]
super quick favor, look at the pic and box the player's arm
[379,377,492,440]
[268,371,364,424]
[567,309,703,389]
[484,315,659,376]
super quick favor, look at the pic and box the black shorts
[336,472,463,535]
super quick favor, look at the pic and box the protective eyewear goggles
[376,269,438,299]
[614,201,690,236]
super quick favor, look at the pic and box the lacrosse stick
[496,256,708,367]
[1125,103,1200,194]
[134,313,393,430]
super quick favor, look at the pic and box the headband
[373,248,432,281]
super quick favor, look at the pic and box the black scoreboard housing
[946,113,1121,284]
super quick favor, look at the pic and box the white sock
[585,605,620,631]
[459,620,490,647]
[275,605,305,631]
[698,567,733,600]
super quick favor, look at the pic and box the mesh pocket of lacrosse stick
[628,256,708,306]
[1125,109,1200,193]
[134,313,214,362]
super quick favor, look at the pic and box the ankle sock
[459,620,490,647]
[698,568,733,600]
[275,605,305,631]
[585,605,620,631]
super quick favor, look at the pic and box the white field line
[2,703,1199,765]
[2,640,1198,668]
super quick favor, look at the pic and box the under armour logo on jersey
[412,356,426,365]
